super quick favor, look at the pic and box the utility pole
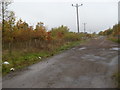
[83,23,87,33]
[72,3,83,33]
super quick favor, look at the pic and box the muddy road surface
[3,37,118,88]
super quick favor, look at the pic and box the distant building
[118,1,120,24]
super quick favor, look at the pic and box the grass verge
[108,37,120,43]
[2,40,86,76]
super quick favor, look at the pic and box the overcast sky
[9,0,119,33]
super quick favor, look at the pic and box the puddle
[79,47,86,50]
[108,56,118,66]
[81,54,106,61]
[110,47,119,51]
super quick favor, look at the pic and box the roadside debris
[79,47,86,50]
[38,57,42,59]
[10,68,15,71]
[3,61,9,65]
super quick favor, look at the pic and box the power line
[72,3,83,33]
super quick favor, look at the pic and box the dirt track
[2,37,118,88]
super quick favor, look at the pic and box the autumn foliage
[1,1,92,75]
[2,17,85,54]
[98,24,120,43]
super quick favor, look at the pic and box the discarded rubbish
[79,47,86,50]
[10,68,15,71]
[3,61,9,65]
[38,57,42,59]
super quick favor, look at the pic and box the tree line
[99,24,120,36]
[98,24,120,43]
[1,1,92,55]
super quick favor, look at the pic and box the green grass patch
[2,51,51,75]
[57,41,83,52]
[108,37,120,43]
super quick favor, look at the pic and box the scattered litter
[79,47,86,50]
[38,57,42,59]
[3,61,9,65]
[10,68,15,71]
[110,48,120,51]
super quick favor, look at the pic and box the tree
[99,31,103,35]
[0,0,12,32]
[35,22,45,31]
[1,0,13,55]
